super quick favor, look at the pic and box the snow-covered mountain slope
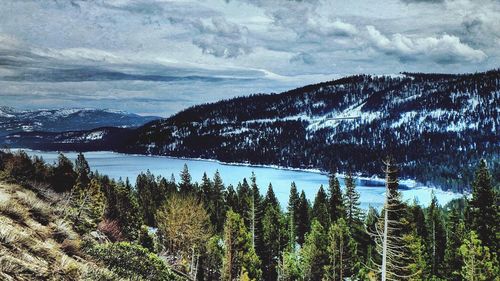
[124,70,499,191]
[0,107,159,137]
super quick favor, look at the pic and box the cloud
[290,52,316,65]
[192,17,252,58]
[366,25,487,64]
[400,0,444,3]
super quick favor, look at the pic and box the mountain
[0,107,159,137]
[3,70,499,191]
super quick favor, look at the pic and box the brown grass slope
[0,181,118,281]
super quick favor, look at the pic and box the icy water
[21,150,462,210]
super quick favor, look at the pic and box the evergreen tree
[287,182,300,246]
[328,174,344,223]
[263,183,279,209]
[459,231,499,281]
[469,159,498,251]
[402,233,427,281]
[444,207,465,281]
[136,170,159,226]
[222,210,262,281]
[74,152,90,189]
[323,218,357,281]
[344,172,362,229]
[312,185,330,227]
[87,178,106,225]
[426,192,447,278]
[51,152,76,192]
[262,202,283,281]
[249,172,264,271]
[213,170,227,233]
[179,163,193,194]
[300,220,328,281]
[297,190,310,245]
[225,184,238,212]
[237,178,252,227]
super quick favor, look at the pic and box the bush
[89,242,185,281]
[98,219,124,242]
[60,239,82,256]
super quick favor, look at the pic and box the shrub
[98,219,124,242]
[60,239,82,256]
[89,242,185,281]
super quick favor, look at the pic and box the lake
[21,149,462,210]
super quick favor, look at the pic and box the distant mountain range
[0,107,159,137]
[2,70,499,191]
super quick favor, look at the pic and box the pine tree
[469,159,498,251]
[287,182,300,246]
[312,185,330,227]
[136,170,159,226]
[213,170,227,233]
[87,178,106,224]
[237,178,252,227]
[297,190,310,245]
[426,192,447,278]
[52,152,76,192]
[459,231,499,281]
[328,174,344,223]
[344,172,361,229]
[262,202,283,281]
[249,172,263,257]
[444,207,465,281]
[371,157,413,281]
[300,220,328,281]
[74,152,90,189]
[222,210,262,281]
[402,233,427,281]
[323,217,357,281]
[179,163,193,194]
[263,183,279,209]
[226,184,238,212]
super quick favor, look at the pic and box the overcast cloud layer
[1,0,499,116]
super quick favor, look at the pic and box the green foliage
[103,178,142,240]
[470,159,498,251]
[89,242,185,281]
[328,174,344,223]
[222,210,261,281]
[300,219,327,281]
[459,231,499,281]
[312,185,330,228]
[51,152,76,192]
[323,218,358,280]
[296,190,310,245]
[179,163,193,194]
[261,203,283,280]
[344,172,362,229]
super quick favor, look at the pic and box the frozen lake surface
[21,150,462,210]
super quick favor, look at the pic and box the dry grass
[15,192,53,225]
[52,219,77,243]
[0,181,126,281]
[0,224,30,247]
[0,200,29,222]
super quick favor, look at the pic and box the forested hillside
[0,150,498,280]
[127,70,500,192]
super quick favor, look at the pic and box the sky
[0,0,499,117]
